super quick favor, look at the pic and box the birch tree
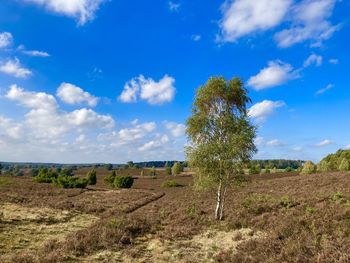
[186,77,256,220]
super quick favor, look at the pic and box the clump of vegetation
[34,168,58,183]
[113,176,134,189]
[279,195,298,209]
[148,167,156,176]
[60,167,75,177]
[55,175,89,189]
[86,169,97,185]
[104,163,113,171]
[285,166,293,172]
[105,170,117,185]
[161,180,183,188]
[171,162,184,175]
[330,191,347,204]
[248,164,261,175]
[165,166,172,175]
[242,194,274,215]
[338,158,350,171]
[301,161,316,175]
[317,149,350,172]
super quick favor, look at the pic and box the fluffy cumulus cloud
[0,84,187,163]
[218,0,291,42]
[248,100,286,122]
[5,85,113,139]
[57,82,98,106]
[119,75,176,105]
[248,60,298,90]
[21,0,105,25]
[0,58,32,78]
[0,32,13,48]
[218,0,339,47]
[164,121,186,137]
[275,0,339,48]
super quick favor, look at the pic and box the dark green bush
[34,169,58,183]
[60,167,74,177]
[105,170,117,185]
[165,167,172,175]
[113,176,133,189]
[87,169,97,185]
[55,175,88,189]
[161,180,183,188]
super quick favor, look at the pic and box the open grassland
[0,168,350,262]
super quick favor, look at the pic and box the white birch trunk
[215,181,222,220]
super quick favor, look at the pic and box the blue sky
[0,0,349,163]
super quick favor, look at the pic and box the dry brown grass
[1,170,350,262]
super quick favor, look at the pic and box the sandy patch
[0,203,98,256]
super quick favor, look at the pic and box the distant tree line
[301,149,350,174]
[247,160,304,170]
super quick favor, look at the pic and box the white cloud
[18,45,50,57]
[192,35,201,41]
[1,87,185,162]
[329,58,338,65]
[5,85,113,139]
[0,32,13,48]
[138,135,169,152]
[118,78,140,103]
[248,60,298,90]
[303,53,323,67]
[218,0,339,47]
[0,58,32,78]
[315,83,334,95]
[315,139,334,147]
[118,122,156,143]
[22,0,105,25]
[6,84,57,111]
[164,121,186,137]
[275,0,339,48]
[119,75,176,105]
[168,1,180,12]
[0,116,23,140]
[218,0,292,42]
[57,82,98,106]
[248,100,286,122]
[266,139,285,147]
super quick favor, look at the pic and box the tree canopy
[186,76,256,220]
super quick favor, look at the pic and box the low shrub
[55,175,88,189]
[161,180,183,188]
[34,169,58,183]
[165,166,172,175]
[105,170,117,185]
[148,167,156,176]
[114,176,134,189]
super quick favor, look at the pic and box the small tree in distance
[172,162,183,175]
[165,166,172,175]
[186,77,256,220]
[87,169,97,185]
[301,161,316,175]
[104,163,113,171]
